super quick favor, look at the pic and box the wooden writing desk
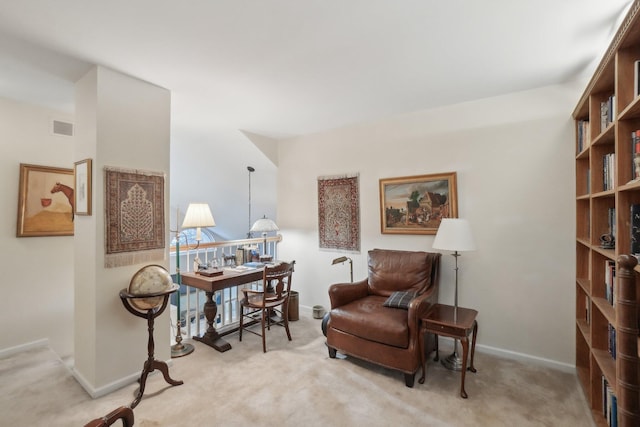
[181,268,263,352]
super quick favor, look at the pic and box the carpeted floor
[0,315,594,426]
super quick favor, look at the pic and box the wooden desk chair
[84,405,134,427]
[239,261,295,352]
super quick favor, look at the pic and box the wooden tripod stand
[119,284,183,409]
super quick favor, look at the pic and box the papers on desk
[226,262,266,273]
[228,265,253,273]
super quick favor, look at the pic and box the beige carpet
[1,315,594,426]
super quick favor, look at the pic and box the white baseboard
[435,339,576,374]
[0,339,49,358]
[71,358,175,399]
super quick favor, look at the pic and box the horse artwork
[51,182,74,221]
[16,163,74,237]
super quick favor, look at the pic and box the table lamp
[250,215,279,256]
[432,218,476,371]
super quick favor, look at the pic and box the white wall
[277,82,580,366]
[73,66,171,394]
[0,97,74,358]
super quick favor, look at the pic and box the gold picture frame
[17,163,74,237]
[74,158,92,215]
[379,172,458,235]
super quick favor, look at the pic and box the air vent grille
[52,120,74,137]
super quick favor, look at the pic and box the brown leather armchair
[326,249,441,387]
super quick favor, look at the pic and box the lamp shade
[182,203,215,241]
[432,218,476,252]
[250,215,279,233]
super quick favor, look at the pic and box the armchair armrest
[328,279,369,308]
[407,288,436,333]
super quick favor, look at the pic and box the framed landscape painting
[379,172,457,235]
[16,163,74,237]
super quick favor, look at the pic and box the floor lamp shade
[182,203,216,241]
[432,218,476,252]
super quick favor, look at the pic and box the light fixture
[181,203,216,248]
[432,218,476,371]
[331,256,353,283]
[250,215,279,256]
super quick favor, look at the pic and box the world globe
[128,264,174,310]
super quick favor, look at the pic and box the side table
[419,303,478,398]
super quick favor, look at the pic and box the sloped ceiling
[0,0,633,142]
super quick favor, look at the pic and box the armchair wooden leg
[404,372,415,388]
[328,346,337,358]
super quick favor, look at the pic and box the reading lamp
[331,256,353,283]
[432,218,476,371]
[250,215,279,255]
[182,203,216,250]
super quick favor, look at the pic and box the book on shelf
[605,259,616,306]
[600,95,616,132]
[608,323,617,360]
[602,376,618,427]
[635,59,640,98]
[577,120,590,153]
[602,153,615,191]
[601,100,609,132]
[632,130,640,183]
[631,204,640,261]
[585,295,590,325]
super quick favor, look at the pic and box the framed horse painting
[16,163,74,237]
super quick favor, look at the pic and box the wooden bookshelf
[573,2,640,426]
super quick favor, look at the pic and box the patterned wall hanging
[105,166,165,268]
[317,173,360,252]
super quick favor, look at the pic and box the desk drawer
[428,323,462,337]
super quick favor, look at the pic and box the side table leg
[468,320,478,373]
[433,334,439,362]
[193,291,231,352]
[460,336,469,399]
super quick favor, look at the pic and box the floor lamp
[170,207,194,358]
[432,218,476,371]
[172,203,215,357]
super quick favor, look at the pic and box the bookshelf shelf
[573,2,640,425]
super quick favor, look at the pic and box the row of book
[604,259,616,307]
[601,95,616,132]
[577,120,590,154]
[603,153,615,191]
[602,376,618,427]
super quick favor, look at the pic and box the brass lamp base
[441,351,465,371]
[171,321,194,358]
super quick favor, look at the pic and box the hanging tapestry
[317,173,360,252]
[105,166,165,268]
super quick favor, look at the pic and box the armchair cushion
[330,295,411,348]
[383,291,417,310]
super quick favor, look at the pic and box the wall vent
[52,120,74,137]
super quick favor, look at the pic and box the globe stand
[119,284,183,409]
